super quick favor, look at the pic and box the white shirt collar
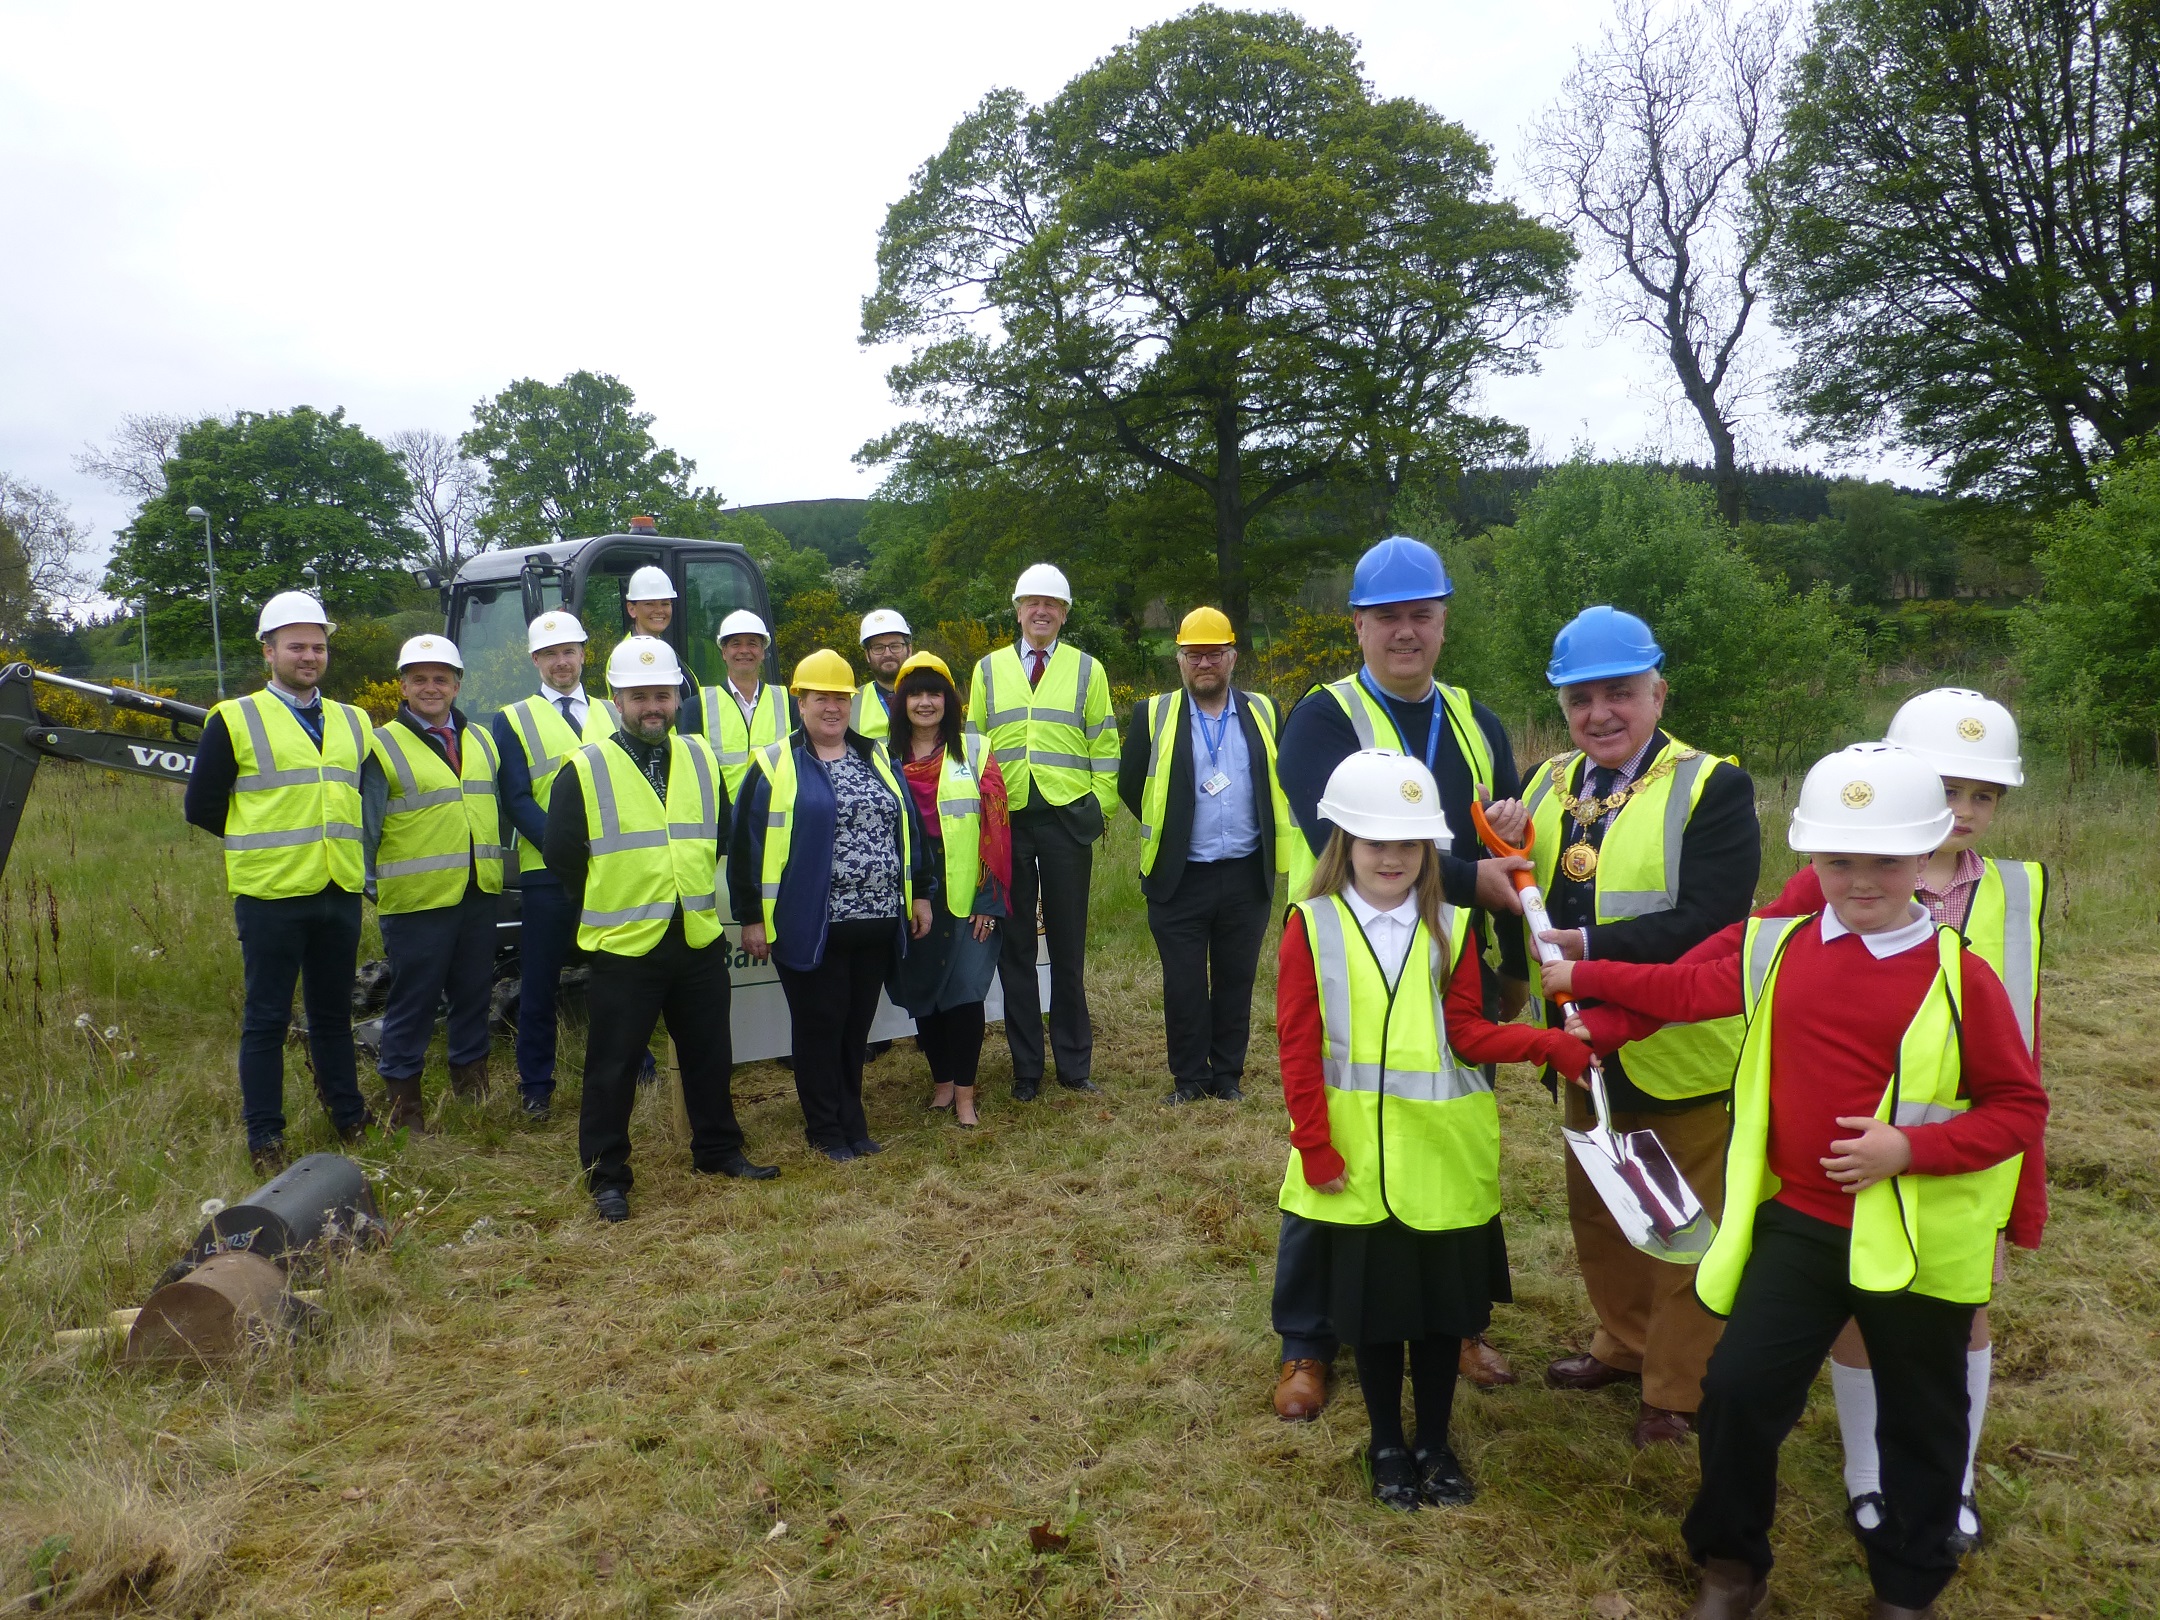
[1821,900,1935,959]
[541,682,584,707]
[267,678,320,706]
[1342,884,1418,932]
[1017,637,1059,660]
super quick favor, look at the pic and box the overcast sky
[1,0,1912,583]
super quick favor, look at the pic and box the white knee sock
[1960,1345,1992,1532]
[1831,1358,1882,1526]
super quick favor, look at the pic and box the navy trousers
[376,880,496,1081]
[233,885,367,1150]
[1272,1211,1340,1363]
[515,877,576,1103]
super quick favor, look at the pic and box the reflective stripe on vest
[1136,689,1291,878]
[1696,916,2018,1316]
[1523,737,1743,1100]
[217,690,368,898]
[505,693,614,872]
[700,680,792,800]
[371,719,505,912]
[750,738,916,942]
[965,643,1116,812]
[1275,894,1499,1233]
[570,734,723,956]
[1964,857,2045,1056]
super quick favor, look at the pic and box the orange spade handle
[1468,800,1538,892]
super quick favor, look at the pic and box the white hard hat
[1884,687,2024,788]
[717,609,771,644]
[1317,750,1453,850]
[626,565,676,602]
[859,608,912,641]
[396,634,464,672]
[605,635,684,690]
[256,591,335,638]
[1789,743,1956,856]
[1012,563,1072,604]
[527,611,588,653]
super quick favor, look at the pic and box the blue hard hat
[1546,605,1665,687]
[1347,535,1453,607]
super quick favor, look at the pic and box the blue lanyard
[1357,668,1441,773]
[1194,698,1234,771]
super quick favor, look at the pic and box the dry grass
[2,755,2156,1618]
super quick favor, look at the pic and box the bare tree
[387,428,490,574]
[74,412,199,504]
[0,474,92,639]
[1526,0,1792,523]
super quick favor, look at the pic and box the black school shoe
[1414,1442,1476,1506]
[1947,1494,1985,1556]
[1369,1447,1421,1511]
[593,1188,630,1223]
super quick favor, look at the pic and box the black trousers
[1272,1211,1339,1363]
[234,886,367,1149]
[515,877,576,1102]
[999,806,1094,1082]
[376,880,495,1081]
[778,917,894,1149]
[916,1003,987,1087]
[578,915,741,1194]
[1686,1201,1975,1610]
[1146,851,1270,1094]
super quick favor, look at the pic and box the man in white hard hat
[544,635,775,1220]
[491,611,614,1121]
[695,609,797,800]
[182,590,374,1171]
[852,609,912,740]
[965,563,1119,1098]
[624,564,676,638]
[359,634,507,1132]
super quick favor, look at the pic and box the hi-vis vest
[1965,858,2045,1057]
[913,733,992,916]
[1137,689,1292,877]
[749,739,916,942]
[1523,737,1741,1100]
[215,689,370,899]
[1276,894,1499,1232]
[370,720,506,913]
[850,681,892,740]
[966,642,1117,812]
[565,734,723,957]
[700,680,793,801]
[503,693,615,874]
[1285,674,1492,901]
[1696,916,2022,1315]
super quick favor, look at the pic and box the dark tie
[555,696,576,724]
[1027,649,1047,688]
[1587,765,1618,845]
[429,724,460,774]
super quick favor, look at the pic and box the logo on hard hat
[638,648,656,665]
[1399,779,1424,803]
[1841,780,1875,809]
[1958,717,1986,741]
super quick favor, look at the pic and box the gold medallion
[1561,841,1599,882]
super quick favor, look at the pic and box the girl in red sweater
[1545,745,2046,1620]
[1275,751,1594,1510]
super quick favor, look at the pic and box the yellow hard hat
[1176,605,1234,646]
[790,647,858,694]
[895,650,953,684]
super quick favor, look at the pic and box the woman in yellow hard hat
[882,651,1011,1128]
[728,649,936,1162]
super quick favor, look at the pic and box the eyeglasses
[1178,647,1231,664]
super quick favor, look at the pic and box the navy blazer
[1115,689,1279,905]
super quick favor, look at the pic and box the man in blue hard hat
[1521,605,1761,1449]
[1268,533,1535,1421]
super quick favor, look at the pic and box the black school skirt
[1323,1213,1511,1347]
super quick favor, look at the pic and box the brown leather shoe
[1685,1556,1767,1619]
[1867,1600,1936,1619]
[1632,1403,1694,1447]
[1545,1351,1641,1391]
[1274,1358,1329,1421]
[382,1076,428,1133]
[449,1058,490,1101]
[1459,1333,1518,1387]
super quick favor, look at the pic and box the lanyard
[1357,668,1442,773]
[1194,698,1234,772]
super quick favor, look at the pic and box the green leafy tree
[462,371,725,547]
[102,407,414,661]
[1771,0,2160,504]
[859,5,1575,648]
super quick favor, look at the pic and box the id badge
[1200,770,1231,797]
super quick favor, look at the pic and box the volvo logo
[127,745,197,775]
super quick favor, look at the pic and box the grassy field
[3,732,2158,1617]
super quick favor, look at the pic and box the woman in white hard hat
[1546,744,2048,1620]
[1756,689,2045,1554]
[624,565,676,638]
[1273,751,1595,1512]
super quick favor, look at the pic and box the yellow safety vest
[1522,737,1743,1100]
[850,681,893,740]
[565,734,723,957]
[699,680,793,802]
[1276,894,1499,1232]
[899,732,992,917]
[1137,689,1292,878]
[1696,916,2022,1315]
[965,642,1118,813]
[1285,673,1492,901]
[749,738,916,943]
[502,692,616,874]
[215,689,369,899]
[1964,858,2045,1058]
[370,720,506,913]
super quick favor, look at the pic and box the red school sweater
[1573,917,2047,1233]
[1277,908,1594,1188]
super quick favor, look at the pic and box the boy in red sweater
[1544,744,2046,1620]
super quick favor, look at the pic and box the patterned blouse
[823,749,903,921]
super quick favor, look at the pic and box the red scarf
[901,743,1012,912]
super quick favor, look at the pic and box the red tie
[429,724,460,773]
[1028,648,1047,688]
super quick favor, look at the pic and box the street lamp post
[138,598,150,686]
[183,505,226,699]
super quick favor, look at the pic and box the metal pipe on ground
[156,1153,384,1287]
